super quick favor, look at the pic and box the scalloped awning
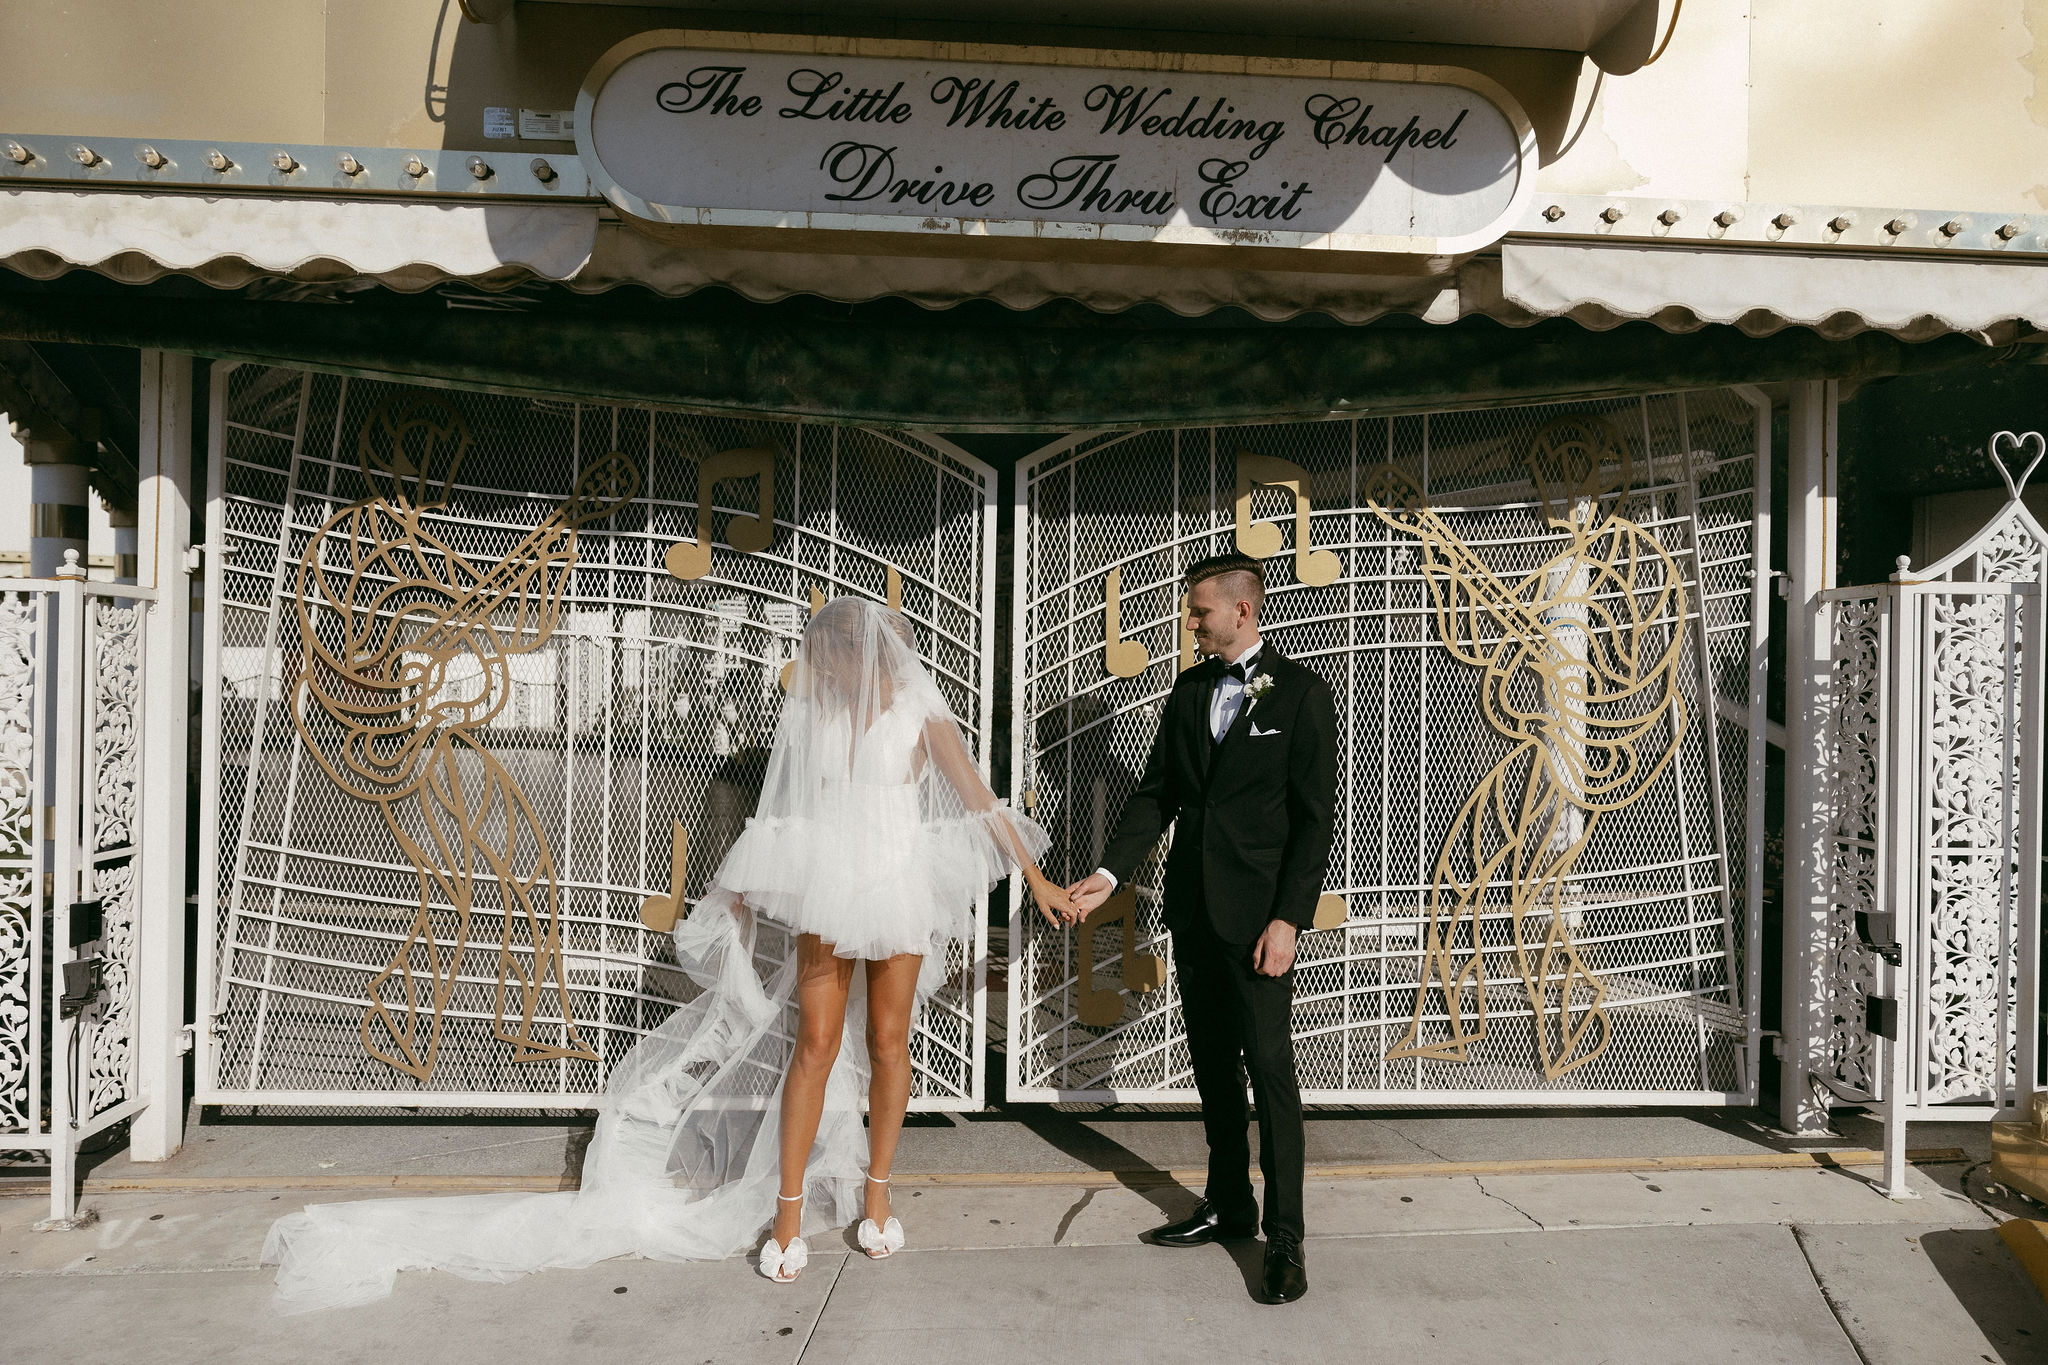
[3,186,2044,346]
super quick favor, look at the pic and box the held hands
[1028,870,1080,928]
[1252,918,1298,977]
[1065,872,1115,918]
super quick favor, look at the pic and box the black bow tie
[1222,659,1254,682]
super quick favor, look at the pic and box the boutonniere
[1244,673,1276,710]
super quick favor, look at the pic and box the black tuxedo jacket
[1101,646,1340,946]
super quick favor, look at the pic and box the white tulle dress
[263,598,1049,1313]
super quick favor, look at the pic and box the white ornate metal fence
[198,364,999,1110]
[1009,391,1770,1103]
[1813,433,2047,1166]
[0,562,152,1221]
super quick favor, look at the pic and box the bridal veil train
[264,597,1050,1313]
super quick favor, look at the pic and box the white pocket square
[1249,724,1283,737]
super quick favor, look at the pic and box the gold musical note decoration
[290,392,639,1083]
[1362,414,1686,1080]
[1102,566,1148,679]
[1076,887,1166,1026]
[886,564,903,613]
[639,821,690,932]
[1312,893,1349,932]
[1235,451,1340,587]
[810,585,827,614]
[663,445,776,581]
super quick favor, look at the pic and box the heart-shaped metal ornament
[1990,429,2047,500]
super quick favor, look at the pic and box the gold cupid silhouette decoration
[290,393,639,1083]
[1360,415,1687,1080]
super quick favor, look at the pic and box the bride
[265,597,1074,1310]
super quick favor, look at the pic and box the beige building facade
[3,4,2048,1203]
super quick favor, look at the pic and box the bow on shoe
[857,1216,905,1259]
[758,1235,810,1283]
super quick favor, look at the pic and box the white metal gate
[0,565,152,1220]
[198,364,999,1110]
[1814,432,2046,1134]
[1010,391,1769,1102]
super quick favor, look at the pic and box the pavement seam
[794,1250,849,1363]
[0,1265,259,1279]
[1789,1223,1877,1365]
[1467,1175,1545,1230]
[5,1147,1965,1199]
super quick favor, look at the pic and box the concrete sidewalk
[5,1111,2048,1364]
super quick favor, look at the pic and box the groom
[1068,552,1337,1305]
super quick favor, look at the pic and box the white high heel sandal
[759,1192,809,1284]
[857,1173,905,1260]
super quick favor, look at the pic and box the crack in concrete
[1470,1175,1544,1230]
[1789,1224,1877,1365]
[1365,1118,1455,1163]
[1952,1159,2018,1226]
[793,1251,849,1364]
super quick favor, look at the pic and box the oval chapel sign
[576,35,1535,261]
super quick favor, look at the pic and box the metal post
[1875,584,1920,1199]
[129,351,192,1162]
[42,555,85,1225]
[1780,379,1840,1133]
[2017,580,2047,1121]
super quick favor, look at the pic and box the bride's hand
[1028,872,1076,928]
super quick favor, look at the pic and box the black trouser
[1170,909,1305,1243]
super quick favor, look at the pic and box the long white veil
[263,599,1048,1313]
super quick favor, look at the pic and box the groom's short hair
[1185,552,1265,611]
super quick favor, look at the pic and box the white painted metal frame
[0,564,156,1222]
[1810,433,2048,1190]
[131,350,195,1163]
[195,364,1002,1111]
[1007,390,1771,1104]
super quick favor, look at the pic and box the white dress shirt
[1096,641,1263,892]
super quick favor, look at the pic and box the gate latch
[59,957,102,1018]
[59,898,105,1019]
[1855,910,1902,966]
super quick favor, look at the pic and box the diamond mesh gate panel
[1011,392,1766,1102]
[203,366,996,1108]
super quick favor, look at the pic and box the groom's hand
[1252,919,1298,977]
[1066,872,1115,917]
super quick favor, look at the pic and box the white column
[1778,379,1840,1134]
[22,431,90,579]
[129,351,193,1162]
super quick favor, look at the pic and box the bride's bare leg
[862,952,922,1225]
[775,934,854,1245]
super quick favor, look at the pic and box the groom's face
[1185,576,1255,657]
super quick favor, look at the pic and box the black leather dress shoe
[1146,1200,1258,1247]
[1261,1238,1308,1304]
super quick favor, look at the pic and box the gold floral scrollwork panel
[1363,415,1686,1080]
[290,393,639,1083]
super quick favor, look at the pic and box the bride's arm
[921,717,1076,926]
